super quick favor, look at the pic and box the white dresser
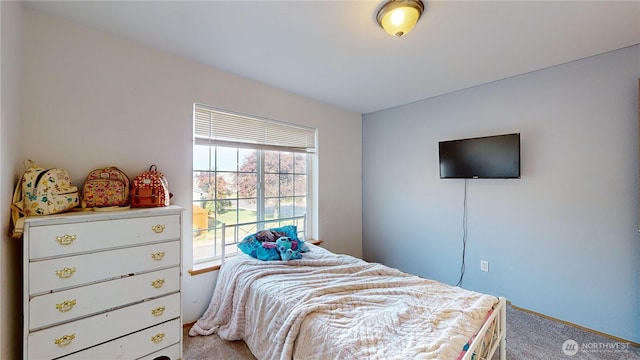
[23,206,184,360]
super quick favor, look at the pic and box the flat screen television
[439,133,520,179]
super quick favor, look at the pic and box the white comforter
[189,244,498,360]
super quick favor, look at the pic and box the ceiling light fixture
[376,0,424,37]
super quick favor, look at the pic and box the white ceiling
[24,1,640,114]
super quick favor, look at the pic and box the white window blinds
[194,104,316,153]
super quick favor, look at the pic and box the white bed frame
[216,218,507,359]
[461,296,507,360]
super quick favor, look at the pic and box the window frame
[191,104,316,269]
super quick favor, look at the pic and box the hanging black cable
[456,179,468,287]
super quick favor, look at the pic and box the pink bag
[81,167,130,208]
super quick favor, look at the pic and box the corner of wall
[1,1,24,358]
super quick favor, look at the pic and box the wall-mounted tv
[439,133,520,179]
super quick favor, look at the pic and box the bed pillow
[268,225,299,242]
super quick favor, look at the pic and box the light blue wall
[362,45,640,343]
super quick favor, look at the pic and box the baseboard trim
[509,303,640,347]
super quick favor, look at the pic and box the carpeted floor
[495,305,640,360]
[183,304,640,359]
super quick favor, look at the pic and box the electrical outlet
[480,260,489,272]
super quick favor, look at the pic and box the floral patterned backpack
[81,167,130,209]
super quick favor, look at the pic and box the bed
[189,243,506,360]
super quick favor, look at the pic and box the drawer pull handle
[56,234,76,246]
[151,251,166,261]
[151,306,166,317]
[151,224,165,233]
[151,279,165,288]
[55,267,76,279]
[150,332,165,344]
[54,333,75,347]
[56,300,77,313]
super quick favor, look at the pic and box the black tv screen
[439,133,520,179]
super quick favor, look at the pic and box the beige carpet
[183,304,640,360]
[182,326,256,360]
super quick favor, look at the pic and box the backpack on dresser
[81,166,130,209]
[10,160,80,238]
[130,165,172,208]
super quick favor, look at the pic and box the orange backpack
[130,165,172,208]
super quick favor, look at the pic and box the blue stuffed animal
[281,248,299,261]
[276,237,301,261]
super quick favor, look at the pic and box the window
[193,104,316,264]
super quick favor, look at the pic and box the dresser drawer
[30,267,180,330]
[27,292,180,359]
[29,214,180,260]
[29,241,180,295]
[61,318,181,360]
[138,342,181,360]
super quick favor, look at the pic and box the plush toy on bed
[259,236,303,261]
[238,225,309,261]
[276,237,302,261]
